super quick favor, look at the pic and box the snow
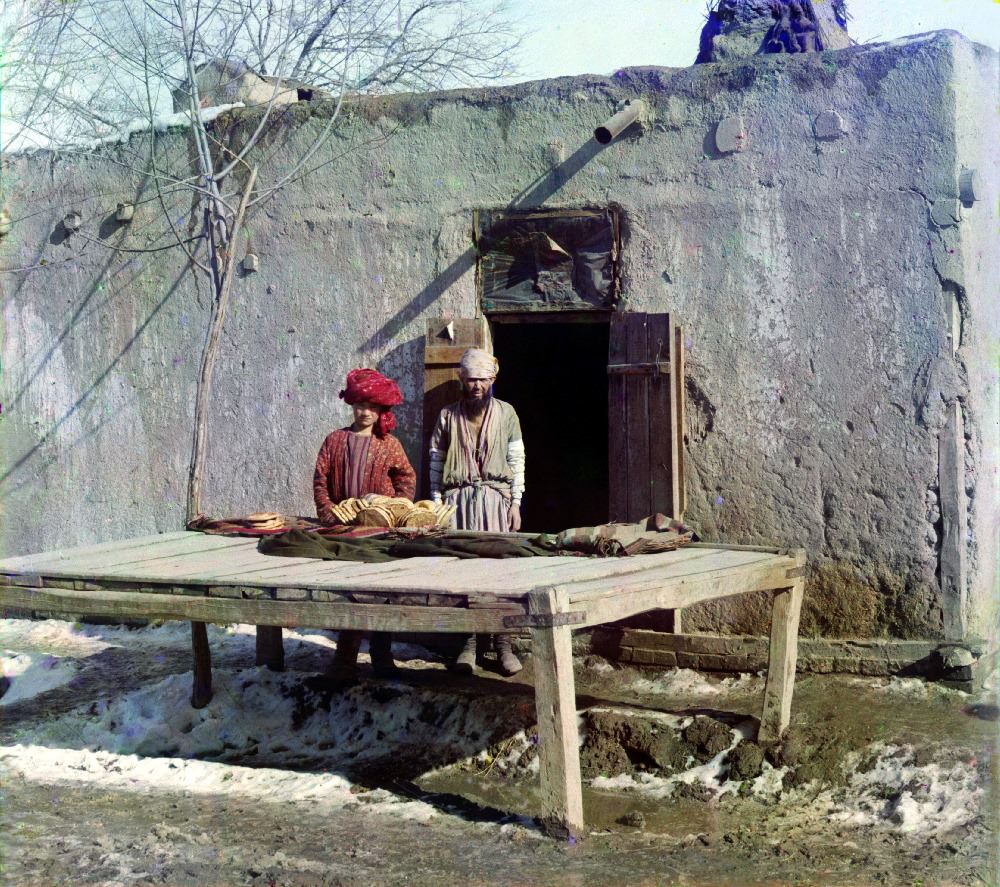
[626,667,762,697]
[857,676,969,700]
[1,744,437,822]
[1,650,77,706]
[0,617,989,843]
[7,103,246,155]
[829,743,984,837]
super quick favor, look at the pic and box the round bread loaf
[357,505,393,527]
[401,508,438,528]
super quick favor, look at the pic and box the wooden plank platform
[0,531,805,839]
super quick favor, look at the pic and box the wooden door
[422,317,491,496]
[608,312,685,522]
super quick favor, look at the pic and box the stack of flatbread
[245,511,286,531]
[331,495,456,529]
[328,497,366,524]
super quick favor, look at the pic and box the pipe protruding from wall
[594,99,646,144]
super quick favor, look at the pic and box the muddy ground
[1,622,997,887]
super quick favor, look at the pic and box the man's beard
[463,389,491,415]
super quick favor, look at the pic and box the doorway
[490,319,609,533]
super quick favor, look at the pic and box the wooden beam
[565,550,785,601]
[191,622,212,709]
[625,314,651,520]
[675,323,686,518]
[688,542,791,554]
[566,559,799,628]
[255,626,285,671]
[758,580,804,743]
[647,313,679,519]
[0,585,525,633]
[606,362,672,376]
[529,586,584,839]
[939,401,968,640]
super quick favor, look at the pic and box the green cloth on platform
[257,529,558,562]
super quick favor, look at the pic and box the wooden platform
[0,531,805,837]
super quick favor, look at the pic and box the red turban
[339,368,404,437]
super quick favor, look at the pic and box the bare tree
[1,0,521,520]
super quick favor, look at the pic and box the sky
[504,0,1000,82]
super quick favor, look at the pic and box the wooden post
[939,401,967,640]
[255,625,284,671]
[528,586,584,839]
[191,621,213,709]
[758,580,804,743]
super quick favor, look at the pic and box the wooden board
[758,580,805,742]
[607,313,629,522]
[0,584,523,634]
[2,534,257,579]
[675,323,687,518]
[529,586,584,837]
[647,313,679,519]
[0,531,195,574]
[562,549,780,601]
[568,559,800,629]
[607,312,683,522]
[625,314,651,521]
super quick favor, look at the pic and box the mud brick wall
[2,32,997,646]
[592,627,975,681]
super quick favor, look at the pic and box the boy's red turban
[339,368,404,437]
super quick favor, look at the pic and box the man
[429,348,525,676]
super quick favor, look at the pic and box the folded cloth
[548,514,698,557]
[258,529,559,562]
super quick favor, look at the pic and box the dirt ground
[1,623,996,887]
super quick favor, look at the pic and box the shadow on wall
[376,336,426,480]
[360,248,476,356]
[360,120,613,356]
[0,269,190,493]
[507,137,603,210]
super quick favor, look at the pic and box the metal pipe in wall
[594,100,646,144]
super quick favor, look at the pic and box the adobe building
[1,21,996,676]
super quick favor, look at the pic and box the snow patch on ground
[626,667,761,697]
[9,663,530,773]
[858,677,969,700]
[1,651,77,706]
[830,743,983,837]
[1,745,437,821]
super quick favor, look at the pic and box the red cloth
[313,428,417,525]
[339,368,404,437]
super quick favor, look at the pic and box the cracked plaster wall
[1,31,996,642]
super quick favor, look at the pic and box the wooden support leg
[190,621,212,709]
[255,625,285,671]
[528,587,584,839]
[758,580,804,743]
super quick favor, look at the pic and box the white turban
[459,348,498,379]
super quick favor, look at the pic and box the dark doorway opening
[491,320,609,534]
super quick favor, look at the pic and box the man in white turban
[429,347,526,675]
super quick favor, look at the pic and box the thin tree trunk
[186,166,259,521]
